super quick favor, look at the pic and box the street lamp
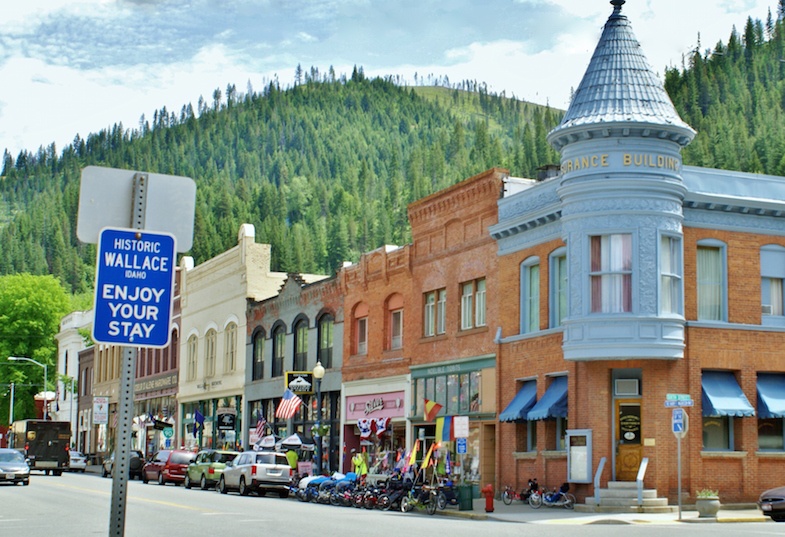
[313,360,325,476]
[8,357,48,420]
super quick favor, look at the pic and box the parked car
[759,485,785,522]
[102,450,145,480]
[0,448,30,486]
[184,449,239,490]
[143,449,196,486]
[217,451,291,497]
[68,450,87,473]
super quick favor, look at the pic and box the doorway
[615,400,642,481]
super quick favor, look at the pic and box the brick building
[492,0,785,505]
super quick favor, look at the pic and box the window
[521,258,540,334]
[187,335,197,381]
[590,234,632,313]
[550,249,567,328]
[660,235,682,315]
[224,322,237,372]
[205,329,217,377]
[357,317,368,355]
[702,416,732,450]
[390,309,403,349]
[761,245,785,322]
[294,319,308,371]
[757,373,785,450]
[461,278,486,330]
[252,330,264,381]
[697,242,726,321]
[272,325,285,377]
[423,289,446,337]
[317,314,334,369]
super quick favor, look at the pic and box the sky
[0,0,778,159]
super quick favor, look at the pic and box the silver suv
[217,451,292,497]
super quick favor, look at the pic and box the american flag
[255,415,267,438]
[275,389,303,420]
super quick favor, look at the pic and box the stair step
[585,496,670,507]
[575,504,678,514]
[598,489,658,499]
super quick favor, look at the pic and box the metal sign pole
[109,173,146,537]
[677,433,682,521]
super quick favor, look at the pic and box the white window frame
[521,257,540,334]
[187,335,197,381]
[357,317,368,355]
[659,235,683,315]
[461,278,487,330]
[550,249,568,328]
[590,233,632,313]
[205,329,217,377]
[436,289,446,334]
[224,322,237,372]
[424,291,436,337]
[390,309,403,349]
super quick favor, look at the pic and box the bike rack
[636,457,649,507]
[593,457,607,506]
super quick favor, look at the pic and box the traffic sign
[672,408,684,433]
[92,227,176,348]
[456,438,467,454]
[666,394,692,401]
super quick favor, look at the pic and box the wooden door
[615,400,642,481]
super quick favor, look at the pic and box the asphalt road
[0,469,774,537]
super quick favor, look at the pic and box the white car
[217,451,291,497]
[69,451,87,473]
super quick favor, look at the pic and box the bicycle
[401,483,438,515]
[502,478,540,506]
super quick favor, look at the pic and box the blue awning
[757,373,785,419]
[527,376,568,421]
[701,371,755,417]
[499,380,537,422]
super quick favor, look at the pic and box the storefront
[134,372,178,455]
[342,375,409,475]
[182,396,243,451]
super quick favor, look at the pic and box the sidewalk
[434,498,772,524]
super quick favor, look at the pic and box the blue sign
[93,227,176,348]
[672,408,684,433]
[664,400,694,407]
[456,437,467,454]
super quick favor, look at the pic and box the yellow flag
[408,439,420,467]
[420,442,435,469]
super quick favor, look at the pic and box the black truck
[9,420,71,475]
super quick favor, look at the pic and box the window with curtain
[521,259,540,334]
[390,309,403,349]
[461,278,487,330]
[550,251,568,328]
[272,326,285,377]
[697,244,724,321]
[357,317,368,355]
[294,319,308,371]
[318,314,333,369]
[252,330,264,381]
[187,335,197,381]
[590,234,632,313]
[205,329,216,377]
[660,236,682,315]
[224,322,237,372]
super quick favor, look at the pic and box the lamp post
[313,360,325,476]
[8,357,48,420]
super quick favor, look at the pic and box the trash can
[457,484,474,511]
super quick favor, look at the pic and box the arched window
[272,324,285,377]
[252,329,265,381]
[224,322,238,372]
[187,335,198,381]
[294,317,309,371]
[205,329,217,377]
[317,313,334,369]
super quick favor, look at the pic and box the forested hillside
[0,68,561,294]
[5,9,785,298]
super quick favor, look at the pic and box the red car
[142,449,195,486]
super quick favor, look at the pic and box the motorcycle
[528,482,575,509]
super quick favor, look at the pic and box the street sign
[92,227,176,348]
[665,400,694,407]
[456,437,467,454]
[666,394,692,401]
[672,408,684,433]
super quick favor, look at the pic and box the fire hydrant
[481,484,494,513]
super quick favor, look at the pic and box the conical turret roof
[548,0,695,150]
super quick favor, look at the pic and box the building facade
[492,0,785,504]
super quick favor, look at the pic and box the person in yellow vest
[351,449,368,482]
[286,449,299,472]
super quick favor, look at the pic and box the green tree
[0,273,70,424]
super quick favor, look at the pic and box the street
[0,471,776,537]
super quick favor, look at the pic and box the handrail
[593,457,607,505]
[636,457,649,506]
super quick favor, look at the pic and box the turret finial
[611,0,625,12]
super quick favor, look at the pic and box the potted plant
[695,489,720,517]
